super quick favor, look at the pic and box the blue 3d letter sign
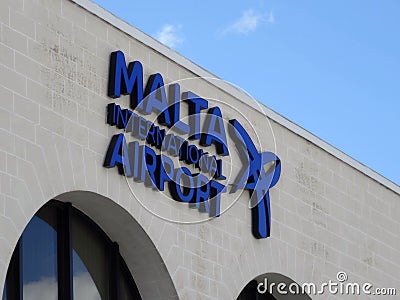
[103,50,281,239]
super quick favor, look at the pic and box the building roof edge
[71,0,400,195]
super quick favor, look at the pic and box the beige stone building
[0,0,399,299]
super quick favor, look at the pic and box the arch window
[2,200,141,300]
[237,274,313,300]
[237,280,276,300]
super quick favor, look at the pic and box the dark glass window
[119,270,134,300]
[22,207,58,300]
[71,211,108,300]
[2,201,141,300]
[237,280,277,300]
[118,259,142,300]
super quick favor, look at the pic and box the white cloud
[23,277,57,300]
[223,9,274,35]
[22,273,101,300]
[154,24,183,48]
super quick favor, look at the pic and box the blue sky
[92,0,400,185]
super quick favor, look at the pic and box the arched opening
[55,191,178,299]
[237,273,312,300]
[2,200,141,300]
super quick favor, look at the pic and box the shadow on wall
[56,191,179,300]
[237,273,312,300]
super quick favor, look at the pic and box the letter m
[108,50,144,109]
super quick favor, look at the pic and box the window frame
[3,200,141,300]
